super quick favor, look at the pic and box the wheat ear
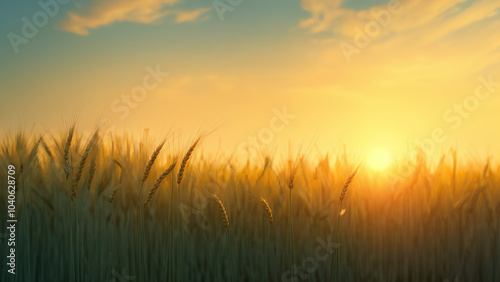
[141,140,165,183]
[212,194,229,229]
[109,185,121,203]
[63,126,75,179]
[144,161,177,206]
[340,168,358,203]
[71,131,98,200]
[260,197,273,224]
[177,138,200,186]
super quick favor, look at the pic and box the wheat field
[0,128,499,282]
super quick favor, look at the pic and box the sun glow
[367,148,394,171]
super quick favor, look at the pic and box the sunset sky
[1,0,499,160]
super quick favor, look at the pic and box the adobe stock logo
[340,0,403,63]
[235,106,296,155]
[7,0,71,54]
[213,0,243,21]
[110,65,170,120]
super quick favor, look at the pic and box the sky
[1,0,499,161]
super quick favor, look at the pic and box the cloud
[300,0,500,39]
[172,8,211,23]
[297,0,500,78]
[60,0,211,35]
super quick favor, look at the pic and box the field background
[1,129,499,282]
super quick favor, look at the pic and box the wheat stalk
[177,138,200,186]
[63,125,75,179]
[141,140,165,183]
[144,161,177,206]
[288,175,295,190]
[138,140,165,208]
[18,137,41,281]
[260,197,273,224]
[287,158,300,279]
[212,193,234,279]
[335,167,358,281]
[212,194,229,229]
[287,159,299,190]
[71,131,98,200]
[109,184,121,203]
[137,139,166,279]
[340,168,358,203]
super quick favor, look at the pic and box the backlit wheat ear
[177,137,200,186]
[287,159,300,190]
[142,140,165,183]
[109,184,121,203]
[340,168,358,202]
[288,175,295,190]
[144,161,177,206]
[212,194,229,229]
[71,131,99,201]
[63,125,75,179]
[260,197,273,224]
[288,167,299,190]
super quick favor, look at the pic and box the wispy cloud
[60,0,211,35]
[300,0,500,39]
[298,0,500,78]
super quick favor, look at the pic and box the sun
[367,148,394,171]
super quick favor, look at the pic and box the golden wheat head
[212,194,229,229]
[142,140,165,183]
[260,197,273,224]
[177,137,200,186]
[340,168,358,202]
[144,161,177,206]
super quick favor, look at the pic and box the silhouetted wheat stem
[288,172,296,279]
[138,140,165,281]
[19,138,41,281]
[20,163,31,281]
[261,197,273,282]
[334,168,358,281]
[212,194,233,279]
[61,126,77,280]
[175,138,200,279]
